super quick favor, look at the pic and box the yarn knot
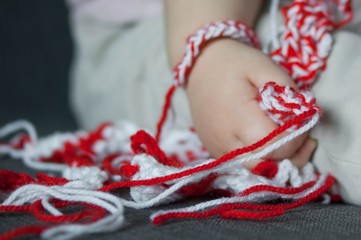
[258,82,320,128]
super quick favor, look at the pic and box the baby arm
[164,0,316,167]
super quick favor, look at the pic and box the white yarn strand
[150,173,328,221]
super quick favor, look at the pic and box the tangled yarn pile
[0,0,352,239]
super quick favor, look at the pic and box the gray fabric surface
[1,153,361,240]
[2,115,361,240]
[2,127,361,240]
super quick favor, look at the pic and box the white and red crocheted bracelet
[0,0,352,239]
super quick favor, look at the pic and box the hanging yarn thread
[0,0,352,239]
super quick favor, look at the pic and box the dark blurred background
[0,0,77,135]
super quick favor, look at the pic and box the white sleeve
[66,0,162,24]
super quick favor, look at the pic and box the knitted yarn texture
[0,0,352,239]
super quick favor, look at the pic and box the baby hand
[186,39,317,168]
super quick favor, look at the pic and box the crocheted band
[173,20,260,87]
[157,21,259,141]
